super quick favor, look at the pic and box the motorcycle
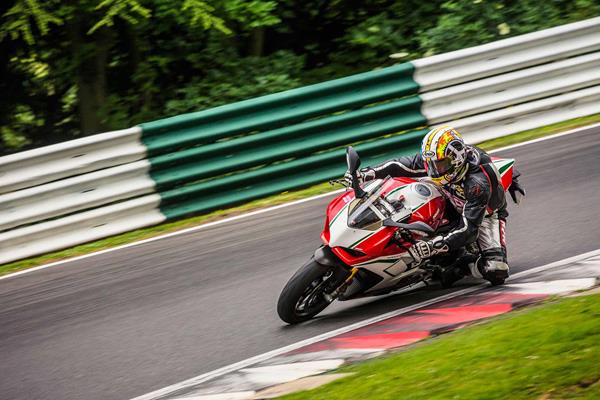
[277,146,516,324]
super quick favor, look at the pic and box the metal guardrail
[0,160,154,232]
[1,17,599,264]
[449,86,600,143]
[0,127,145,194]
[422,52,600,124]
[2,195,165,263]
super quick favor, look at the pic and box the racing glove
[409,236,449,264]
[343,167,375,187]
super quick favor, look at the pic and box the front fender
[314,246,347,268]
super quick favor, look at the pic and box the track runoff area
[0,123,599,400]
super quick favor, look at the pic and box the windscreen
[347,178,400,231]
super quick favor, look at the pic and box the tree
[1,0,597,155]
[420,0,600,55]
[0,0,252,140]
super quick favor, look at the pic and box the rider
[346,126,525,284]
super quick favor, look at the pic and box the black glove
[508,179,525,205]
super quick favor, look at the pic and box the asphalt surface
[1,127,599,400]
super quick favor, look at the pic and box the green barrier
[159,129,427,220]
[137,62,426,220]
[149,95,422,169]
[149,97,425,189]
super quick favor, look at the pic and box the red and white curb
[132,250,600,400]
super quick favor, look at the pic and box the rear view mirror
[346,146,361,173]
[346,146,366,198]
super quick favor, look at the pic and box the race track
[0,126,599,400]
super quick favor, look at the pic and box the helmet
[421,126,468,185]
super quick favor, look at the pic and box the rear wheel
[277,258,348,324]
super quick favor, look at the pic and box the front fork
[314,246,358,303]
[323,267,359,303]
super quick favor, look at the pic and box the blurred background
[1,0,599,156]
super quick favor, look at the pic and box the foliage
[421,0,600,54]
[224,0,280,29]
[0,0,63,45]
[181,0,229,33]
[165,50,304,115]
[89,0,151,34]
[0,0,598,155]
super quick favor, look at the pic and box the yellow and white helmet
[421,126,468,185]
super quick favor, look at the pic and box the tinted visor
[425,158,454,178]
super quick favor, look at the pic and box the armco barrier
[0,127,145,194]
[0,17,599,264]
[0,160,154,231]
[148,96,425,191]
[2,195,165,264]
[421,52,600,124]
[445,85,600,144]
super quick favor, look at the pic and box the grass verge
[281,293,600,400]
[1,113,599,276]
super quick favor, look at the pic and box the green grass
[281,293,600,400]
[1,113,599,276]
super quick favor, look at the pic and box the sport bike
[277,147,515,324]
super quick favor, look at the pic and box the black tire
[486,270,507,286]
[277,258,346,324]
[488,277,506,286]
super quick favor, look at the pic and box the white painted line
[509,248,600,279]
[171,392,255,400]
[2,121,599,281]
[130,247,600,400]
[129,285,486,400]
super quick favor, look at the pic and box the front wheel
[277,258,348,324]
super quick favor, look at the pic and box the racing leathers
[359,146,520,281]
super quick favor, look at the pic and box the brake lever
[329,178,349,187]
